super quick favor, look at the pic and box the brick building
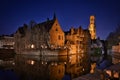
[14,14,65,54]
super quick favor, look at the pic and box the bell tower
[88,15,97,40]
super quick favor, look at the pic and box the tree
[91,48,101,57]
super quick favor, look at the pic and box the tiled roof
[17,18,55,37]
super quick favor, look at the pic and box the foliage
[91,48,102,57]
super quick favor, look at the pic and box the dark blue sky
[0,0,120,39]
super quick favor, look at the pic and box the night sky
[0,0,120,40]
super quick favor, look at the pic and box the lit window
[31,44,35,48]
[31,60,35,65]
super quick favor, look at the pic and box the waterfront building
[106,26,120,55]
[112,43,120,64]
[65,27,91,55]
[14,14,65,54]
[65,26,91,77]
[0,15,102,79]
[0,35,14,49]
[0,35,15,59]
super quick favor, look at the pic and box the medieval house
[14,15,65,54]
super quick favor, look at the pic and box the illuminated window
[31,44,35,48]
[31,60,35,65]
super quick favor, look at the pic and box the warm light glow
[12,62,15,65]
[45,62,47,64]
[81,53,84,57]
[31,60,35,65]
[64,62,66,64]
[83,68,84,71]
[31,44,35,48]
[55,63,57,66]
[114,72,119,78]
[105,70,111,76]
[45,46,47,48]
[90,63,96,74]
[81,50,84,53]
[106,70,119,78]
[51,62,54,65]
[27,60,35,65]
[42,61,44,64]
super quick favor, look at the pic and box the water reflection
[12,53,90,80]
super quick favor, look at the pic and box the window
[76,40,79,44]
[56,28,58,31]
[62,36,63,40]
[58,35,60,40]
[58,69,61,74]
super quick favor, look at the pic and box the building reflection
[14,54,90,80]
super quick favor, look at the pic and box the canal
[0,54,90,80]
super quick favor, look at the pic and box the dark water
[0,54,90,80]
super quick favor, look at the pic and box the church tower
[88,15,97,40]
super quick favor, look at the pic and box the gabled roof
[38,19,55,32]
[37,14,57,32]
[16,14,57,36]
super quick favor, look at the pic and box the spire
[53,13,56,20]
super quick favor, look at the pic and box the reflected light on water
[5,54,91,80]
[31,60,35,65]
[27,60,35,65]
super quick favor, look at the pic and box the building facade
[0,35,14,49]
[49,16,65,48]
[65,27,91,55]
[14,15,65,54]
[112,43,120,64]
[65,26,91,74]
